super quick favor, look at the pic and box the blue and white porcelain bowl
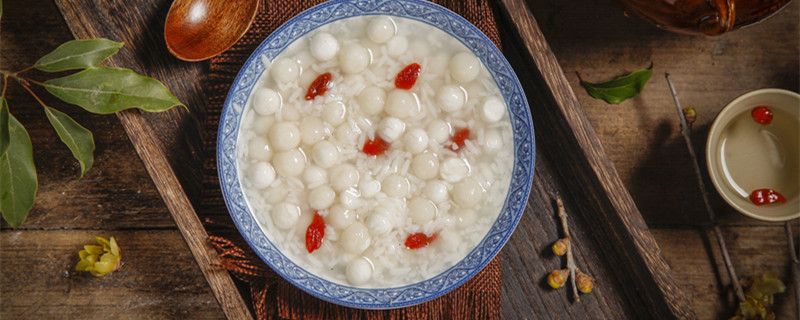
[218,0,534,309]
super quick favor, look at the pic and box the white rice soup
[237,15,514,288]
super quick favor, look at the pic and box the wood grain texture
[0,1,173,230]
[526,0,799,227]
[0,230,221,319]
[51,0,252,319]
[499,0,695,318]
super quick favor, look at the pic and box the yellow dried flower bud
[683,107,697,127]
[76,236,121,276]
[551,238,569,256]
[576,270,594,294]
[547,269,569,289]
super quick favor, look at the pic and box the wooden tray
[53,0,695,318]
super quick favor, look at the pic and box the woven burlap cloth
[202,1,503,318]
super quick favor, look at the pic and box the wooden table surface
[1,0,798,319]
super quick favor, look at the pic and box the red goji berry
[395,63,421,90]
[749,188,786,205]
[404,232,438,249]
[362,137,390,156]
[447,128,470,152]
[306,212,326,253]
[305,72,332,100]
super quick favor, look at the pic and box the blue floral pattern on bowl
[218,0,535,309]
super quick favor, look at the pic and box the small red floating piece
[751,106,774,125]
[395,63,421,90]
[404,232,438,249]
[305,72,332,100]
[305,212,326,253]
[447,128,470,152]
[362,137,390,156]
[749,188,786,205]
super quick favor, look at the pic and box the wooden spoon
[164,0,259,61]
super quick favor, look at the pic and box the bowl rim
[217,0,536,309]
[705,88,800,222]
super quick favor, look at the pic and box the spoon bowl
[165,0,259,61]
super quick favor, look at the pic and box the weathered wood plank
[499,0,695,318]
[525,0,800,227]
[51,0,252,318]
[653,226,798,319]
[0,230,222,318]
[0,0,173,230]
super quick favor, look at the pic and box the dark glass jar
[615,0,792,35]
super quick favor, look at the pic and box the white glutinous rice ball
[335,124,359,147]
[311,140,339,168]
[484,129,503,153]
[407,197,437,224]
[423,180,449,203]
[327,204,355,229]
[250,162,276,189]
[310,32,339,61]
[300,117,326,146]
[271,57,300,84]
[437,85,466,113]
[339,189,362,209]
[366,213,393,235]
[412,152,440,180]
[341,222,371,254]
[385,89,419,119]
[248,136,272,161]
[366,16,396,44]
[453,177,482,207]
[303,165,328,188]
[426,119,451,143]
[272,202,300,230]
[308,185,336,210]
[359,179,381,198]
[386,36,408,58]
[403,128,429,154]
[331,164,359,191]
[281,105,301,121]
[357,86,386,115]
[449,51,480,83]
[273,149,305,177]
[378,117,405,143]
[252,87,281,116]
[346,257,373,285]
[481,96,506,123]
[269,122,301,151]
[455,209,477,229]
[339,44,371,74]
[440,158,469,182]
[322,101,347,126]
[436,228,461,252]
[382,174,409,198]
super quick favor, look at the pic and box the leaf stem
[664,72,746,303]
[557,197,580,302]
[2,74,8,98]
[16,76,51,109]
[15,65,36,75]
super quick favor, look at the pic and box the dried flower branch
[665,73,746,302]
[546,197,594,302]
[785,221,800,319]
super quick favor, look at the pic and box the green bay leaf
[35,39,123,72]
[579,63,653,104]
[44,107,95,178]
[0,114,37,228]
[0,98,9,157]
[43,66,184,114]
